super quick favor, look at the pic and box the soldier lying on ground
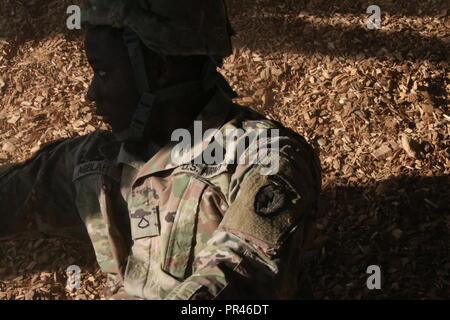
[0,0,321,299]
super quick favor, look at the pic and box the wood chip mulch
[0,0,449,299]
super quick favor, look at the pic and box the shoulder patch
[73,160,120,181]
[254,184,286,217]
[219,163,307,255]
[201,163,230,178]
[173,163,204,176]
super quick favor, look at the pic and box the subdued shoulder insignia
[99,142,120,161]
[173,163,205,176]
[73,160,121,182]
[73,160,110,181]
[254,185,285,217]
[79,131,118,162]
[219,160,309,253]
[201,163,230,178]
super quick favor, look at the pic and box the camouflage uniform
[0,89,321,299]
[0,0,322,299]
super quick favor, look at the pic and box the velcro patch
[129,205,160,240]
[220,166,304,254]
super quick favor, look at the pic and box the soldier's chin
[103,116,132,134]
[101,117,119,132]
[109,122,129,134]
[100,117,113,129]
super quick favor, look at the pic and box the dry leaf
[7,114,20,124]
[2,141,16,153]
[372,145,392,159]
[271,67,283,78]
[401,134,417,158]
[1,0,448,301]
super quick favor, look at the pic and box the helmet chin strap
[116,28,237,144]
[114,27,156,143]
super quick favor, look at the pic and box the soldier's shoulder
[227,103,293,131]
[71,130,122,182]
[223,104,321,185]
[30,130,116,156]
[74,130,119,163]
[224,103,316,155]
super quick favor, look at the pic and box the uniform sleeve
[165,145,321,300]
[0,135,88,239]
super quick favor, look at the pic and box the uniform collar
[116,141,161,170]
[129,89,232,181]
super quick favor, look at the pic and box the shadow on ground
[227,0,449,63]
[1,174,448,299]
[302,174,449,299]
[1,0,448,63]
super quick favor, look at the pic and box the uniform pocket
[73,171,121,274]
[162,178,208,280]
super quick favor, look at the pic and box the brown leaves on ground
[0,234,106,300]
[0,0,449,299]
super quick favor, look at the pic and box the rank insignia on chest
[129,205,160,240]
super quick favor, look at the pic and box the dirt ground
[0,0,449,299]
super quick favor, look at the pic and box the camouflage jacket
[0,90,321,299]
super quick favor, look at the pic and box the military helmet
[81,0,233,57]
[81,0,235,143]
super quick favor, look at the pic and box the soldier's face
[85,27,140,133]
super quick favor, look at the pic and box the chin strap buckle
[115,92,156,143]
[116,28,155,143]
